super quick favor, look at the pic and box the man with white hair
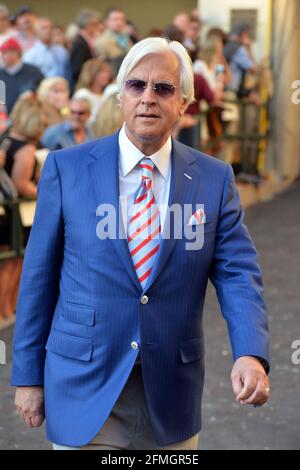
[11,37,270,450]
[41,97,94,150]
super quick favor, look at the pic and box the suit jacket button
[131,341,139,350]
[140,295,149,305]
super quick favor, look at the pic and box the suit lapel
[88,132,141,292]
[87,134,201,294]
[144,140,201,292]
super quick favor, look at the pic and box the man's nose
[140,84,157,104]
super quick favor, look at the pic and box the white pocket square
[188,208,206,226]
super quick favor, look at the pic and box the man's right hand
[15,386,45,428]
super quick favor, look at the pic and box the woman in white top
[73,58,112,124]
[193,36,232,97]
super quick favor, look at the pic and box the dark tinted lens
[125,80,176,97]
[154,82,176,97]
[125,79,146,94]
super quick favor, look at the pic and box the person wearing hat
[0,37,43,114]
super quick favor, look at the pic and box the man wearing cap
[0,37,43,113]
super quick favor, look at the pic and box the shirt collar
[5,61,23,75]
[64,121,93,140]
[118,123,171,180]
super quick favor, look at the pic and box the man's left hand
[231,356,270,406]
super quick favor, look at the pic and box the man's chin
[135,125,162,141]
[125,124,167,147]
[136,132,161,142]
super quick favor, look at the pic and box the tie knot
[139,158,155,180]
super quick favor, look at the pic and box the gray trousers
[53,362,199,450]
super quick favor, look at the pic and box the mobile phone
[215,64,225,75]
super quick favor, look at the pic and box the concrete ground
[0,181,300,450]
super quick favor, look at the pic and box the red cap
[0,37,22,53]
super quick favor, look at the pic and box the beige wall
[199,0,271,61]
[6,0,196,36]
[268,0,300,178]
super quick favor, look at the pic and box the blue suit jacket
[11,131,269,447]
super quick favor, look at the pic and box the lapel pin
[184,173,192,180]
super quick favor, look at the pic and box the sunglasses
[124,79,176,98]
[70,110,89,116]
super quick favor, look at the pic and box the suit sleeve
[209,164,270,367]
[11,152,64,386]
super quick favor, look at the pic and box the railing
[200,98,271,175]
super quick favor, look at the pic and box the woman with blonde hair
[0,96,48,321]
[37,76,70,126]
[73,58,112,124]
[92,91,124,138]
[193,36,231,92]
[193,36,233,155]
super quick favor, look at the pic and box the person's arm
[235,46,258,74]
[11,151,64,387]
[11,144,37,198]
[194,73,214,105]
[12,151,64,428]
[209,165,270,405]
[0,149,6,167]
[221,57,233,86]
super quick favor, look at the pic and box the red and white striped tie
[128,158,161,288]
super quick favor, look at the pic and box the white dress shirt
[118,124,172,235]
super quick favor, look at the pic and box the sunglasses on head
[124,79,176,98]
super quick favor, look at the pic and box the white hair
[76,9,100,29]
[71,96,92,111]
[117,37,195,105]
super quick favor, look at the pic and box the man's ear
[178,98,188,117]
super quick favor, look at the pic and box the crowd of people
[0,4,270,321]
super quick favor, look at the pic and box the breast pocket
[62,301,95,326]
[184,222,215,251]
